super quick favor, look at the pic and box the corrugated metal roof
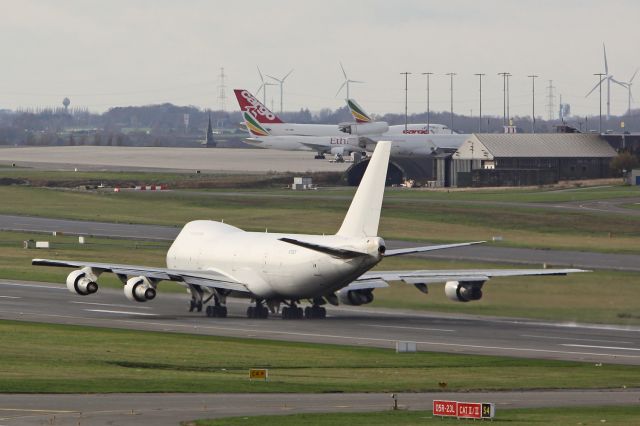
[470,134,617,158]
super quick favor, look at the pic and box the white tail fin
[337,141,391,238]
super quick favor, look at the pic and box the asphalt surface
[0,146,351,174]
[2,279,639,366]
[2,390,640,426]
[2,214,640,271]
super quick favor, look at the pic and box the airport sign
[433,400,495,419]
[249,368,268,381]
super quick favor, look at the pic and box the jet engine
[444,281,484,302]
[339,122,389,136]
[66,269,98,296]
[124,276,156,302]
[337,288,374,306]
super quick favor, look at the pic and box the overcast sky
[1,0,638,119]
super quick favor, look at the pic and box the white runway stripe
[85,309,158,316]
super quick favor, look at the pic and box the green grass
[1,185,639,254]
[3,230,640,325]
[2,321,639,394]
[187,406,640,426]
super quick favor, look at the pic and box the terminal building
[346,133,618,187]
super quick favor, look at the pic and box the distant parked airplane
[241,111,362,159]
[346,99,468,156]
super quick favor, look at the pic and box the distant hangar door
[345,158,404,186]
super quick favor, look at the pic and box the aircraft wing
[31,259,249,293]
[299,141,330,152]
[357,268,588,285]
[385,241,485,257]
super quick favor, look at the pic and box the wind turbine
[586,43,627,119]
[267,69,294,114]
[619,68,638,116]
[336,62,364,100]
[256,66,277,105]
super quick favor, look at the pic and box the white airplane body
[240,109,362,156]
[33,141,586,319]
[361,133,468,156]
[346,99,468,156]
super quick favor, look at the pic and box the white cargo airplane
[33,142,585,320]
[346,99,454,135]
[346,99,468,155]
[241,111,363,159]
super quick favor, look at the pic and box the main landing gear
[281,300,326,319]
[205,295,228,318]
[314,153,326,160]
[304,305,326,319]
[247,300,269,319]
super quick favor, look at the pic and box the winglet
[234,89,283,124]
[337,141,391,238]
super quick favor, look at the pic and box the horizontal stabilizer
[279,238,368,259]
[384,241,486,257]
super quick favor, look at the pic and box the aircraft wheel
[196,301,203,312]
[189,300,196,312]
[247,306,255,318]
[219,306,228,318]
[281,307,290,319]
[205,305,213,317]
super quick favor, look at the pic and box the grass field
[187,406,640,426]
[2,230,640,325]
[2,321,639,394]
[1,185,639,253]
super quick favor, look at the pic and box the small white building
[629,169,640,186]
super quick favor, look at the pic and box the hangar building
[345,133,618,187]
[451,134,617,187]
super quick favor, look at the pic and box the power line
[217,67,227,112]
[546,80,555,121]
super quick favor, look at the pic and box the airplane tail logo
[242,112,270,137]
[347,99,372,123]
[234,89,283,124]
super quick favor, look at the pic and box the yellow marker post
[249,368,268,381]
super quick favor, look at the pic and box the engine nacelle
[124,276,156,303]
[337,288,374,306]
[339,121,389,136]
[444,281,484,302]
[66,269,98,296]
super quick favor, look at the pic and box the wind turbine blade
[340,62,348,79]
[282,69,294,81]
[630,68,639,83]
[350,80,365,84]
[257,66,264,83]
[603,43,609,75]
[256,82,265,93]
[585,78,605,97]
[266,75,281,82]
[335,81,347,97]
[610,77,628,88]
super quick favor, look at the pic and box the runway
[2,389,639,426]
[0,146,351,174]
[2,214,639,271]
[1,280,639,365]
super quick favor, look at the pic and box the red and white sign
[433,400,457,417]
[433,400,495,419]
[457,401,482,419]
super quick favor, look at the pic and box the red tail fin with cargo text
[234,89,284,124]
